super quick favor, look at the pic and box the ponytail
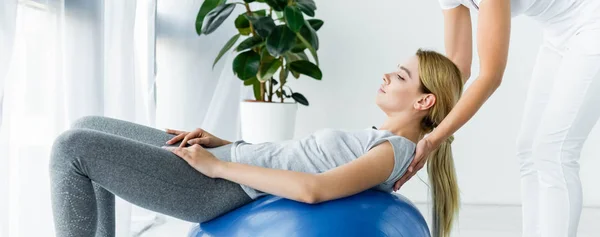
[427,135,459,237]
[415,49,463,237]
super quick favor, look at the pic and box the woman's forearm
[428,75,501,145]
[216,161,319,203]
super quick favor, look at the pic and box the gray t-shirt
[228,128,416,199]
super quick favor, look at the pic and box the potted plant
[195,0,323,143]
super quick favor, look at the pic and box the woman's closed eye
[396,74,405,80]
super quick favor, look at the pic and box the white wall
[287,0,600,206]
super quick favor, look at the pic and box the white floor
[141,204,600,237]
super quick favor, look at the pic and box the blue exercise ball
[188,190,430,237]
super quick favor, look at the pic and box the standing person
[394,0,600,236]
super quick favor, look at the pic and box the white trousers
[516,1,600,236]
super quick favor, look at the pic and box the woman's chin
[375,98,385,110]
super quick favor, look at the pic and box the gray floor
[141,204,600,237]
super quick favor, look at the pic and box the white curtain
[0,1,18,236]
[155,0,250,140]
[1,0,248,236]
[0,0,157,236]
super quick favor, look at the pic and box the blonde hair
[416,49,463,237]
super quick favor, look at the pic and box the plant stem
[268,78,273,102]
[279,57,285,103]
[260,81,265,101]
[279,85,284,103]
[244,3,258,37]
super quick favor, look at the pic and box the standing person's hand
[165,128,231,148]
[392,137,438,191]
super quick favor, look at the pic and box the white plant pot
[240,101,298,144]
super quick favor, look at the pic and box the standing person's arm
[394,0,511,191]
[444,5,474,82]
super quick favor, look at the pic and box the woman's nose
[382,74,390,85]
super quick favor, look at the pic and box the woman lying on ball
[50,49,462,237]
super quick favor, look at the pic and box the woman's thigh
[51,128,252,222]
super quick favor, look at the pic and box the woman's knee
[50,129,94,168]
[70,115,105,129]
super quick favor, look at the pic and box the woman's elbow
[462,70,471,83]
[299,193,320,204]
[470,73,503,89]
[488,75,503,89]
[298,177,323,204]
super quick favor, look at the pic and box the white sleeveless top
[228,128,416,199]
[437,0,578,22]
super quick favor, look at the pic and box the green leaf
[280,66,289,83]
[235,11,267,35]
[244,77,258,86]
[257,58,283,81]
[213,34,241,69]
[292,92,309,106]
[284,51,308,63]
[295,20,319,64]
[235,14,250,29]
[299,21,319,50]
[260,47,276,61]
[296,30,319,65]
[266,25,296,57]
[253,10,267,17]
[291,38,307,53]
[276,90,282,98]
[296,0,316,17]
[271,78,278,86]
[238,28,252,36]
[202,3,237,35]
[234,14,251,35]
[284,6,304,32]
[246,16,276,38]
[291,70,300,79]
[307,19,323,31]
[264,0,287,11]
[252,81,262,100]
[236,35,264,52]
[195,0,226,35]
[289,60,322,80]
[233,50,261,80]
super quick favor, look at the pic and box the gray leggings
[49,116,252,237]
